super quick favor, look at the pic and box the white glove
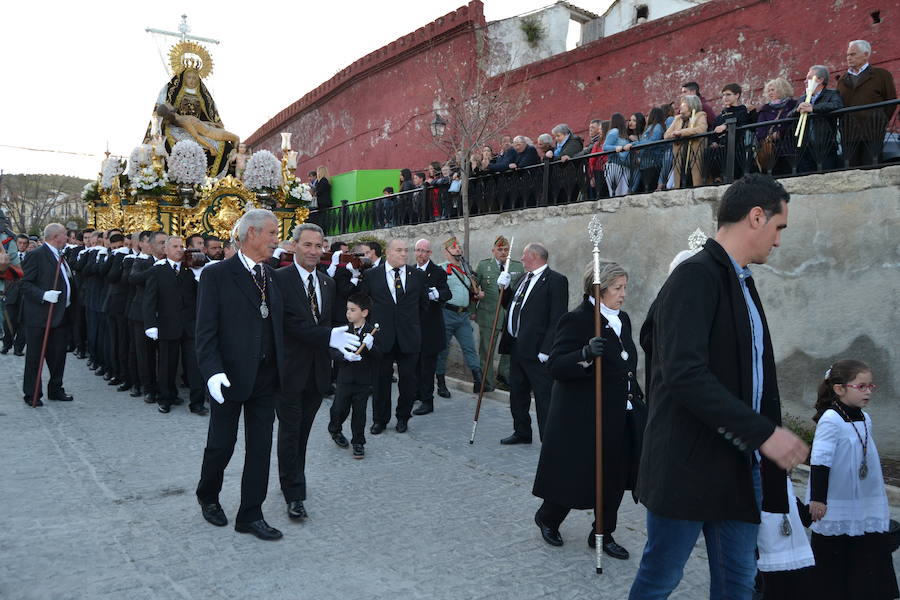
[428,287,440,301]
[537,352,549,363]
[207,373,231,404]
[329,325,361,352]
[342,351,363,362]
[145,327,159,340]
[497,271,511,288]
[272,247,285,259]
[347,265,361,278]
[42,290,61,304]
[362,333,374,350]
[331,251,341,264]
[113,247,130,255]
[97,247,108,256]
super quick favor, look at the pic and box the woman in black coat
[532,261,644,560]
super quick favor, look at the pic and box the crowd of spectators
[315,39,896,230]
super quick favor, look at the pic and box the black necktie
[510,272,533,337]
[499,262,505,272]
[307,274,320,323]
[252,264,264,287]
[172,262,178,273]
[393,267,404,301]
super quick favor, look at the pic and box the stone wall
[334,166,900,457]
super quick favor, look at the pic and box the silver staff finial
[687,227,708,252]
[589,215,604,247]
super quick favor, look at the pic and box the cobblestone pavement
[2,352,897,599]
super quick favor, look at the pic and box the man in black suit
[629,174,809,598]
[102,233,131,389]
[195,209,287,541]
[272,223,360,521]
[496,243,568,443]
[20,223,76,406]
[411,238,450,416]
[129,231,165,403]
[143,236,206,415]
[359,238,428,433]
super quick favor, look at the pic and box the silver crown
[687,228,708,252]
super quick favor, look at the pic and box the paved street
[2,352,897,599]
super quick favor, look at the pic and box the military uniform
[475,256,523,387]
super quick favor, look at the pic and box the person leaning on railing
[624,107,666,193]
[836,39,897,167]
[790,65,843,174]
[603,113,634,197]
[665,95,709,188]
[753,77,799,176]
[489,136,540,172]
[545,123,583,160]
[705,83,752,183]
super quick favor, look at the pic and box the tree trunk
[461,159,470,258]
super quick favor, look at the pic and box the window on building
[635,5,649,23]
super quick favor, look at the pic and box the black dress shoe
[13,349,25,357]
[200,502,227,527]
[500,433,532,445]
[48,392,73,402]
[287,500,308,520]
[352,443,365,458]
[331,431,349,448]
[597,534,629,560]
[412,402,433,415]
[75,351,86,360]
[107,377,122,386]
[534,514,563,547]
[173,396,184,406]
[235,519,283,540]
[0,346,9,354]
[144,394,157,404]
[395,418,408,433]
[95,368,107,377]
[436,375,451,398]
[130,387,143,398]
[190,405,209,416]
[87,361,97,370]
[370,422,386,435]
[24,396,43,407]
[158,404,170,414]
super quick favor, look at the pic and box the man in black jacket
[272,223,359,522]
[359,238,428,433]
[129,231,165,402]
[411,238,451,416]
[195,210,287,541]
[791,65,844,173]
[496,243,568,443]
[103,234,131,389]
[20,224,76,406]
[629,174,809,599]
[143,236,206,415]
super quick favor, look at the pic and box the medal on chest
[260,302,269,319]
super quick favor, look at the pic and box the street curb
[792,463,900,508]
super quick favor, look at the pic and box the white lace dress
[807,409,890,536]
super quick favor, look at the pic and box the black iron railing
[310,99,899,236]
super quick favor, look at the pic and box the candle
[281,132,292,151]
[286,150,298,170]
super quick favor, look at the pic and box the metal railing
[310,99,899,236]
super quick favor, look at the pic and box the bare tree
[0,174,89,233]
[426,39,530,256]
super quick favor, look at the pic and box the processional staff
[469,236,514,445]
[588,215,605,574]
[795,76,820,148]
[32,254,65,407]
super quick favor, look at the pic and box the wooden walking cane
[470,236,513,444]
[32,252,65,407]
[588,215,605,574]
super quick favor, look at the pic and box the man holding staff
[20,223,76,406]
[475,236,523,391]
[629,174,809,598]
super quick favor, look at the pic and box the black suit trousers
[328,383,370,445]
[276,370,323,503]
[108,311,129,380]
[158,336,204,408]
[22,312,70,399]
[196,358,278,523]
[508,350,552,440]
[3,301,25,352]
[416,352,439,405]
[373,344,418,425]
[130,319,156,392]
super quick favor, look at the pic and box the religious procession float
[85,21,311,239]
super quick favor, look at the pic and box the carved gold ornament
[169,40,214,79]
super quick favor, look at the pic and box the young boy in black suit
[328,293,377,458]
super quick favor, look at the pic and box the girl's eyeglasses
[845,383,877,392]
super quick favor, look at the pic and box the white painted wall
[603,0,708,37]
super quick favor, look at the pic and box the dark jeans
[628,465,761,600]
[276,371,323,503]
[196,358,278,523]
[328,382,370,445]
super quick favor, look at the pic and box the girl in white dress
[807,359,898,599]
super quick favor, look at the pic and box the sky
[0,0,610,180]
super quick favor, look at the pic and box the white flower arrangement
[130,165,168,196]
[242,150,282,191]
[100,157,124,190]
[288,180,313,204]
[127,145,153,179]
[168,139,208,185]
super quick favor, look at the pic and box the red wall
[247,0,899,177]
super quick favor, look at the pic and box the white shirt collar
[529,264,548,278]
[848,63,869,76]
[167,258,182,270]
[417,260,430,271]
[238,250,259,272]
[294,262,317,282]
[600,302,620,317]
[387,263,405,273]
